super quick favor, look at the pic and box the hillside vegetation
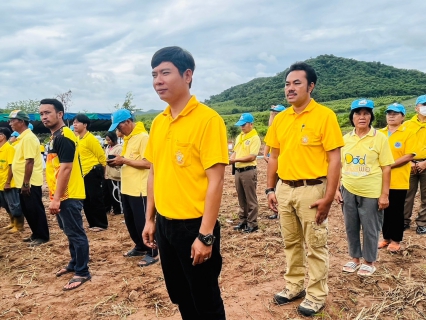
[206,55,426,114]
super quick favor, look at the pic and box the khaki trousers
[276,179,329,304]
[404,171,426,227]
[235,169,258,227]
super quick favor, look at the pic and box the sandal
[123,248,147,257]
[55,267,74,277]
[387,243,401,252]
[378,240,390,249]
[342,261,360,273]
[137,255,159,267]
[63,276,91,291]
[357,264,376,276]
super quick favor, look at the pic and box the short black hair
[40,98,64,113]
[105,131,117,144]
[73,114,90,129]
[349,108,375,127]
[151,46,195,88]
[0,127,11,140]
[285,62,318,92]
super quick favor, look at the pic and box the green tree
[114,92,137,111]
[5,99,40,113]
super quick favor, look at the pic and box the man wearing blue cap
[230,113,261,233]
[107,110,158,266]
[403,94,426,234]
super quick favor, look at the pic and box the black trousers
[121,194,157,256]
[383,189,407,242]
[20,185,49,241]
[103,179,122,214]
[156,214,226,320]
[83,166,108,229]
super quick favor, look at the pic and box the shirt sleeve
[144,118,156,163]
[200,115,229,170]
[378,134,395,166]
[55,135,76,163]
[321,111,344,151]
[90,135,107,166]
[7,146,15,165]
[265,117,280,149]
[139,135,149,159]
[23,137,39,160]
[249,135,261,155]
[405,131,417,156]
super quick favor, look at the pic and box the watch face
[204,236,213,245]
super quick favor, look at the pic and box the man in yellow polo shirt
[73,114,108,231]
[107,109,158,267]
[265,62,343,317]
[9,110,49,246]
[0,127,24,233]
[40,98,91,291]
[142,46,228,319]
[404,94,426,234]
[230,113,261,233]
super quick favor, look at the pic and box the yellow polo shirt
[144,95,229,219]
[265,99,344,180]
[12,129,43,187]
[404,116,426,160]
[379,126,416,189]
[78,131,106,176]
[0,142,16,190]
[121,122,149,197]
[46,127,85,200]
[233,129,261,168]
[341,128,394,198]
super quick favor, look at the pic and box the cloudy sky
[0,0,424,113]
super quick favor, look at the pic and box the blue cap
[416,95,426,105]
[386,103,406,115]
[235,113,254,126]
[351,98,374,110]
[11,131,19,137]
[270,105,285,112]
[70,125,74,131]
[28,123,33,131]
[109,109,132,131]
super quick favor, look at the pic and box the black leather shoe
[23,237,34,242]
[233,222,247,231]
[244,226,258,233]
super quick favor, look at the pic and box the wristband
[265,187,275,195]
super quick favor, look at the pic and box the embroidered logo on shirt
[176,150,184,165]
[394,141,402,148]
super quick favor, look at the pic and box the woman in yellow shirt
[335,99,393,276]
[378,104,416,252]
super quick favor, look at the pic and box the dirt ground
[1,161,426,320]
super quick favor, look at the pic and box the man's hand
[49,199,61,215]
[142,220,157,249]
[108,156,125,167]
[378,194,389,210]
[310,198,332,225]
[21,185,31,196]
[416,161,426,173]
[411,162,418,174]
[267,193,278,212]
[4,182,11,191]
[191,238,212,266]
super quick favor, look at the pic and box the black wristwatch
[198,233,216,246]
[23,182,30,188]
[265,187,275,195]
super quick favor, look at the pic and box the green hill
[205,55,426,114]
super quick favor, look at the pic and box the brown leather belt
[280,177,325,188]
[235,166,256,173]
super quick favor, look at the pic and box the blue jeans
[56,199,90,278]
[0,188,23,217]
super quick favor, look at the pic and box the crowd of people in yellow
[0,45,425,319]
